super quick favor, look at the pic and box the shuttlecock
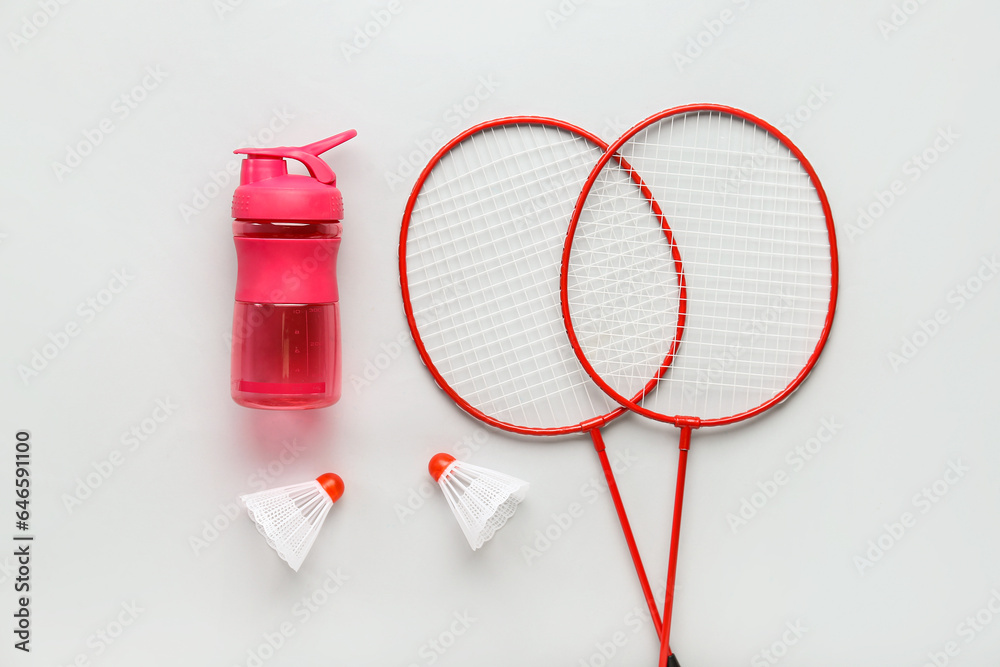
[240,473,344,572]
[428,453,529,550]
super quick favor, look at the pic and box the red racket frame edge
[398,115,686,642]
[559,104,840,666]
[561,103,839,429]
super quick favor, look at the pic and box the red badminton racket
[399,116,684,642]
[561,104,838,666]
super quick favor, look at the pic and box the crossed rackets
[399,104,838,666]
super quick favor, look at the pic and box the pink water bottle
[229,130,356,410]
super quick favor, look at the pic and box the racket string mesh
[406,123,622,430]
[567,111,833,421]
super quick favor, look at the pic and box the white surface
[1,1,999,666]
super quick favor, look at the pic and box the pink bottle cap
[232,130,357,221]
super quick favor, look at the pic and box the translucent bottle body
[231,221,342,410]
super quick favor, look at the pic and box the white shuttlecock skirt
[241,480,333,571]
[437,461,529,550]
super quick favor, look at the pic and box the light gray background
[2,1,999,666]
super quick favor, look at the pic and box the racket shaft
[659,427,691,666]
[591,429,664,641]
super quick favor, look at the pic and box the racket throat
[580,414,614,433]
[674,416,701,435]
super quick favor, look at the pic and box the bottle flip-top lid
[232,130,356,221]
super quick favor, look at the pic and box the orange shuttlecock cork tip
[315,473,345,503]
[428,453,456,481]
